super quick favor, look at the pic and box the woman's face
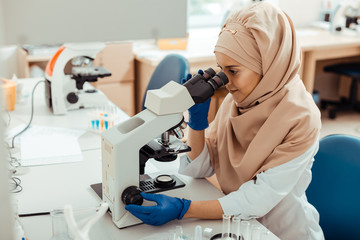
[215,52,262,103]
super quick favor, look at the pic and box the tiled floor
[320,110,360,139]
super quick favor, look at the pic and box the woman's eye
[229,69,237,74]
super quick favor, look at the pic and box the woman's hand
[182,71,211,131]
[125,192,191,226]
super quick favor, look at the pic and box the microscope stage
[90,174,185,200]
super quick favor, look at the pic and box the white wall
[278,0,323,27]
[0,0,4,46]
[0,0,6,77]
[0,0,19,79]
[0,45,18,78]
[0,2,16,238]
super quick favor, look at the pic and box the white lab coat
[179,140,325,240]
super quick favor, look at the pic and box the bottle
[321,0,333,22]
[11,73,25,104]
[12,200,27,240]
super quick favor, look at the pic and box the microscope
[331,0,360,34]
[45,42,111,115]
[98,68,228,228]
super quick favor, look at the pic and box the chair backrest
[141,54,189,110]
[306,134,360,240]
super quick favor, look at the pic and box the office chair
[306,134,360,240]
[141,54,189,110]
[321,62,360,119]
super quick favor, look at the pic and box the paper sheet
[21,125,85,138]
[19,126,85,166]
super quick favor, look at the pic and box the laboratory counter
[7,78,279,240]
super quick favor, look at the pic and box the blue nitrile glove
[182,71,211,131]
[125,192,191,226]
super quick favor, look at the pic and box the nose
[224,74,232,86]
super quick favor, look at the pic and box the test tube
[222,214,232,240]
[240,220,251,240]
[232,217,241,240]
[194,225,202,240]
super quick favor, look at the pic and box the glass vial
[194,225,202,240]
[50,209,72,240]
[222,214,232,240]
[232,217,241,240]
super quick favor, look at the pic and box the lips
[228,89,238,94]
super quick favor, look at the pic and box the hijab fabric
[207,2,321,194]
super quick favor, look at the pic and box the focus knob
[66,92,79,104]
[121,186,143,205]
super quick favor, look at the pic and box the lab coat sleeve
[218,140,319,219]
[178,144,215,178]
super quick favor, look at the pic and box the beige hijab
[207,2,321,194]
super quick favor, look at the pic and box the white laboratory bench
[7,78,279,240]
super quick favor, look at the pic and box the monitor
[1,0,187,45]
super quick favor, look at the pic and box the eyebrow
[217,63,241,69]
[225,65,241,68]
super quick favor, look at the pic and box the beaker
[50,209,72,240]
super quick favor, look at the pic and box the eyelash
[217,65,238,74]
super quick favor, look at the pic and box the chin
[230,94,244,104]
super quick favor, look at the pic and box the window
[188,0,281,29]
[188,0,234,28]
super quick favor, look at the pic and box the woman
[126,2,324,239]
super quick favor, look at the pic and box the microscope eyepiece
[202,68,216,79]
[183,67,229,104]
[208,71,228,91]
